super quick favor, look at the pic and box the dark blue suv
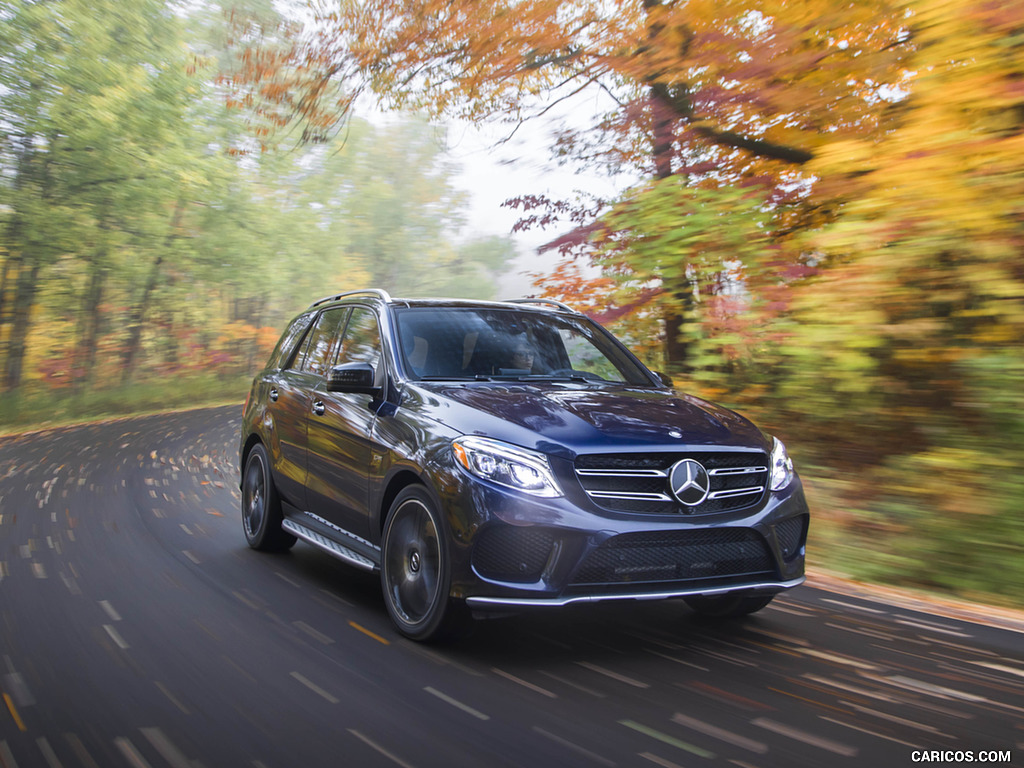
[240,290,809,640]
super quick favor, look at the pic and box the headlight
[770,437,795,491]
[452,436,562,497]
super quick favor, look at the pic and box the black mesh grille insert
[775,515,807,561]
[570,528,775,586]
[472,526,556,583]
[575,451,770,515]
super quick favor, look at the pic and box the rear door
[305,305,384,539]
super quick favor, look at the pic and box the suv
[239,290,809,640]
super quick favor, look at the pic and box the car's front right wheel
[381,486,466,641]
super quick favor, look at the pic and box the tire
[684,593,774,620]
[380,486,467,641]
[241,443,297,552]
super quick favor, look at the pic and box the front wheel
[684,593,774,620]
[241,443,296,552]
[380,486,466,641]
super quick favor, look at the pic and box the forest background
[2,0,1022,607]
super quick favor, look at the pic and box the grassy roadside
[0,373,250,436]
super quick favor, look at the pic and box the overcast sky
[443,115,632,296]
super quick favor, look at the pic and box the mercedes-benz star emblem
[668,459,710,507]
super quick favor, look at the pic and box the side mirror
[327,362,380,394]
[654,371,675,388]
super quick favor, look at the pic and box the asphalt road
[1,405,1021,768]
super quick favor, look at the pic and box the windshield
[393,307,655,385]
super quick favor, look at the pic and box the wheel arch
[240,432,263,486]
[378,469,428,535]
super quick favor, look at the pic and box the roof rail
[504,297,577,313]
[308,289,393,309]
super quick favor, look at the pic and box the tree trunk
[0,255,12,332]
[120,254,163,384]
[3,257,41,391]
[641,0,694,374]
[78,263,106,386]
[120,199,185,383]
[648,84,693,373]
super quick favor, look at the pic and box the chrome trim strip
[302,511,381,552]
[283,519,378,572]
[465,576,805,608]
[503,297,577,313]
[709,466,768,476]
[575,468,667,478]
[585,490,674,502]
[308,288,392,309]
[708,486,764,500]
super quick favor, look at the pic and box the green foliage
[0,1,518,415]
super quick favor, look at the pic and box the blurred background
[2,0,1022,610]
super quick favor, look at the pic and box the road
[0,405,1021,768]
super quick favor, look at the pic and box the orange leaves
[223,0,907,196]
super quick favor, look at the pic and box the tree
[0,0,198,388]
[225,0,909,368]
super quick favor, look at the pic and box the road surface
[1,405,1021,767]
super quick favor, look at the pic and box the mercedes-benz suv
[239,290,809,640]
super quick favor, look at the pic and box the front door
[305,306,384,540]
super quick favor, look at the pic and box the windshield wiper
[514,373,603,383]
[418,375,495,382]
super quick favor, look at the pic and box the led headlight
[452,436,562,497]
[770,437,795,491]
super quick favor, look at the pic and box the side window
[269,314,313,370]
[558,327,627,382]
[297,308,350,376]
[337,307,381,369]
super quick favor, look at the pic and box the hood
[404,382,768,458]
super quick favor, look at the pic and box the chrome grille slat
[574,451,770,515]
[708,486,765,500]
[709,466,768,476]
[576,468,667,478]
[586,490,674,501]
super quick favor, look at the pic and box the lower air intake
[570,528,775,586]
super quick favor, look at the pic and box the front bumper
[466,576,805,608]
[436,452,810,609]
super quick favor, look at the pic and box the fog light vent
[776,515,807,562]
[473,526,556,583]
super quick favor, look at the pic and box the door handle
[269,388,279,402]
[312,400,325,416]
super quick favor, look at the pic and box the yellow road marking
[349,621,390,645]
[3,692,26,732]
[767,686,852,716]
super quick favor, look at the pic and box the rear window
[266,313,314,370]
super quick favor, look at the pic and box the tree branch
[690,125,813,165]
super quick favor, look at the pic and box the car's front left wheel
[381,486,466,641]
[241,443,297,552]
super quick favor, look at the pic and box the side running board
[282,519,378,572]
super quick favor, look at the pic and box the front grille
[472,526,556,583]
[569,528,775,586]
[575,451,769,515]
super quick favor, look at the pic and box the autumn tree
[226,0,908,368]
[771,0,1024,597]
